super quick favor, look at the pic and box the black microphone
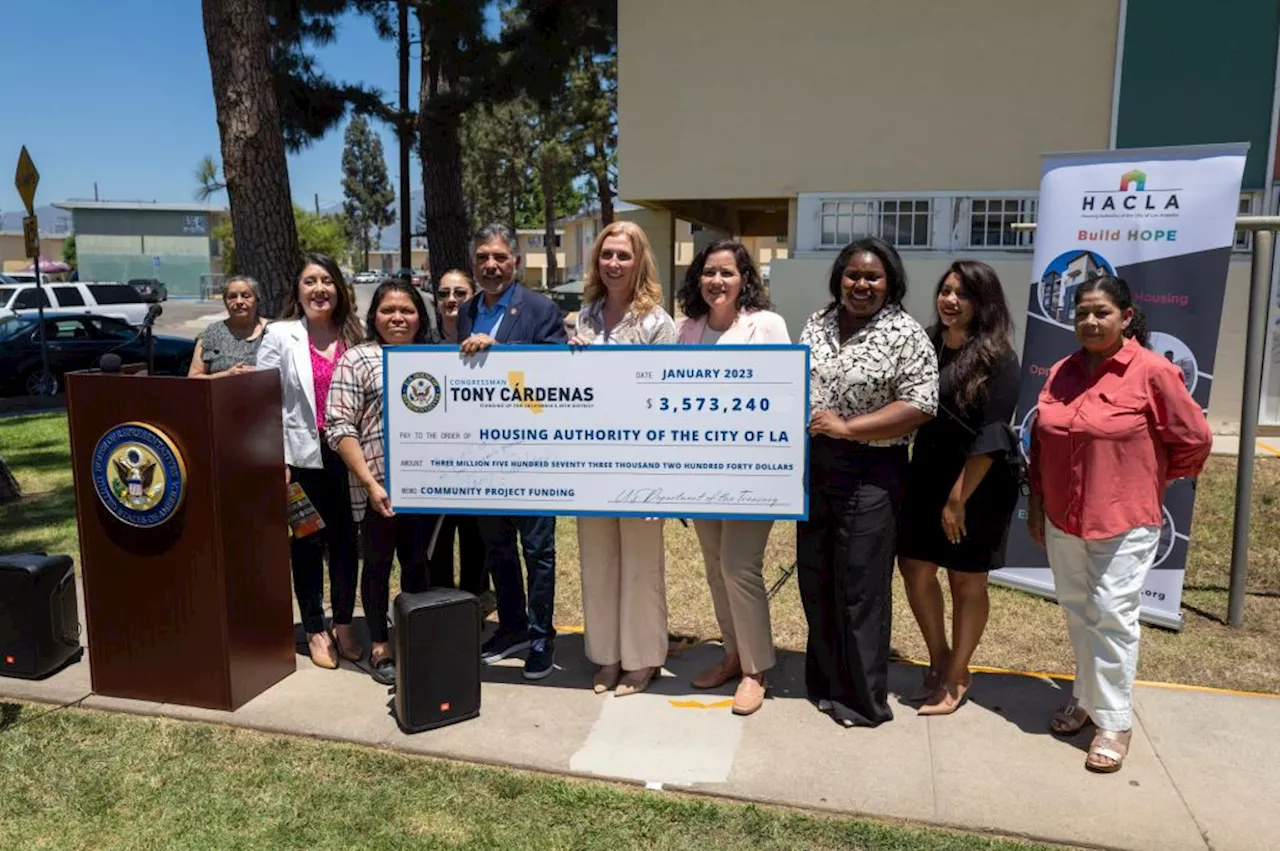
[100,353,122,373]
[143,303,163,327]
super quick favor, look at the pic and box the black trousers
[426,514,489,595]
[362,511,430,643]
[289,444,359,635]
[797,442,906,727]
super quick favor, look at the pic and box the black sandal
[370,655,396,686]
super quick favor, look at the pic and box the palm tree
[194,155,227,202]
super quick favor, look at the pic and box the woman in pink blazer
[676,239,790,715]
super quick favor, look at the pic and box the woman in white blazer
[257,253,367,669]
[676,239,790,716]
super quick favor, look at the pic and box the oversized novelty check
[384,345,809,520]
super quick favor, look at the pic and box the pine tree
[203,0,301,318]
[341,116,396,270]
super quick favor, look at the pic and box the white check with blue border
[383,344,810,520]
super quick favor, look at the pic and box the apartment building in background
[616,0,1280,429]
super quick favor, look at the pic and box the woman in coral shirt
[1027,275,1210,774]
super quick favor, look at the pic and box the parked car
[0,281,149,326]
[352,270,383,285]
[127,278,169,302]
[6,271,54,284]
[0,313,195,396]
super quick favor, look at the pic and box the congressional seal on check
[384,344,810,520]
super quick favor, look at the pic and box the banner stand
[994,143,1248,630]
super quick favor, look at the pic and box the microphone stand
[141,304,162,375]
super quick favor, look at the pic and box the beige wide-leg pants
[578,516,668,670]
[693,519,777,674]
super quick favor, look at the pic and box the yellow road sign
[15,147,39,215]
[22,216,39,258]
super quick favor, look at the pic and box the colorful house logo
[1119,169,1147,191]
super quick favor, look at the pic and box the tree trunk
[541,163,558,287]
[595,160,614,226]
[418,20,471,285]
[203,0,300,319]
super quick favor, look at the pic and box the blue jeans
[477,515,557,643]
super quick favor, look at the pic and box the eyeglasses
[438,288,471,299]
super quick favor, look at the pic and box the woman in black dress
[898,260,1020,716]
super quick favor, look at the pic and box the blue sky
[0,1,497,218]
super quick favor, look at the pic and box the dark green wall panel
[1116,0,1279,188]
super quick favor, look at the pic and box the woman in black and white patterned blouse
[798,236,939,728]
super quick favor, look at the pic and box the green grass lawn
[3,411,1279,692]
[0,702,1064,851]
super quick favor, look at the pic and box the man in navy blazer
[457,223,566,680]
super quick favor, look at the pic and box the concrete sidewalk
[4,602,1277,851]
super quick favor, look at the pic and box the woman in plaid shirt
[327,280,441,685]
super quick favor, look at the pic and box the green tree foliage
[212,206,347,277]
[295,206,351,260]
[461,97,534,232]
[194,154,227,202]
[267,0,387,151]
[341,116,396,269]
[62,234,77,270]
[212,218,237,276]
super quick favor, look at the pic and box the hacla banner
[994,143,1248,630]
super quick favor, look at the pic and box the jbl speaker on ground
[0,552,82,679]
[393,589,481,733]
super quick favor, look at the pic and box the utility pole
[314,193,320,216]
[397,0,412,272]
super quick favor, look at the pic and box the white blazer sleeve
[256,325,285,373]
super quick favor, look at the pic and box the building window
[819,199,932,249]
[1235,192,1263,252]
[527,234,561,249]
[968,198,1036,249]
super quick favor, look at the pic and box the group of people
[191,218,1211,773]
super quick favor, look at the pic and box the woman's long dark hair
[280,252,365,346]
[677,238,771,319]
[1073,275,1150,348]
[929,260,1015,411]
[365,280,433,344]
[823,236,908,313]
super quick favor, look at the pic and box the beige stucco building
[617,0,1280,431]
[1,233,69,274]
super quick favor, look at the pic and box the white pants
[1046,520,1160,731]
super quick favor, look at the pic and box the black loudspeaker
[0,552,82,679]
[393,589,481,733]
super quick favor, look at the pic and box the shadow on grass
[0,702,21,732]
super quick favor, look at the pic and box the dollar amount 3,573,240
[647,396,771,413]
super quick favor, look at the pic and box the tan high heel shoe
[615,666,657,697]
[308,632,338,670]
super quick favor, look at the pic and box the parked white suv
[0,282,150,326]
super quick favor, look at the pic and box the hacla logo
[1119,169,1146,191]
[1081,169,1180,213]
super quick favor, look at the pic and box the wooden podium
[66,369,295,710]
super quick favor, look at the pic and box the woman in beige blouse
[676,239,790,715]
[571,221,678,696]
